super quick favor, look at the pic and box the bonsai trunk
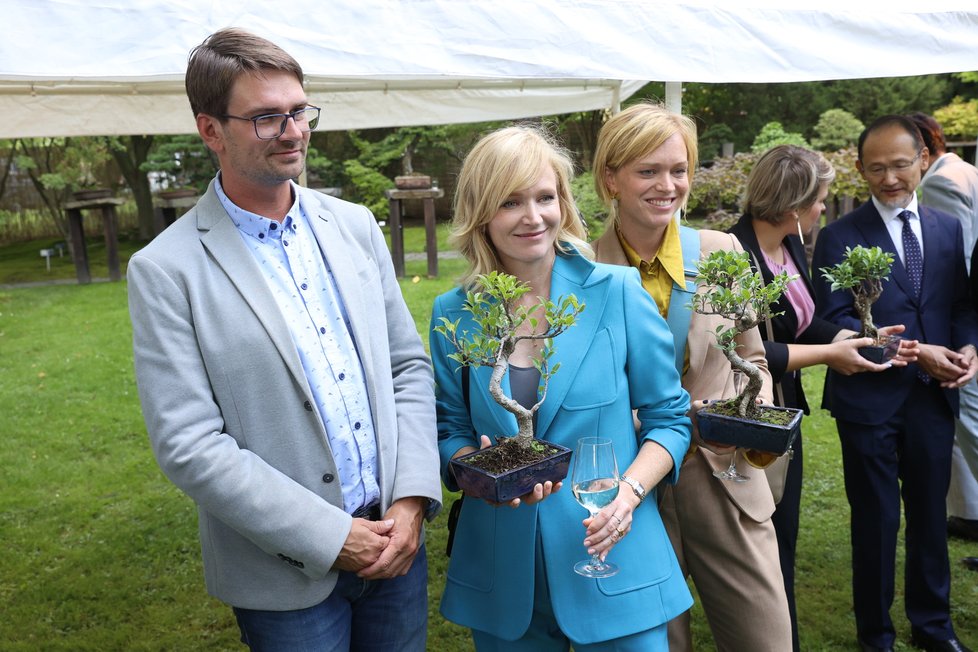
[724,349,763,420]
[853,294,877,337]
[487,336,537,446]
[852,281,882,338]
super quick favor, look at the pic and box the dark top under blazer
[729,213,843,413]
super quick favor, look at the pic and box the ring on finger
[610,514,622,525]
[616,527,625,539]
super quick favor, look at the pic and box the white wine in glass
[571,437,620,578]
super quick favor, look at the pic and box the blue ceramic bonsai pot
[450,440,572,503]
[856,334,901,364]
[697,405,803,455]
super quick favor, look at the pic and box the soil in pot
[464,436,556,472]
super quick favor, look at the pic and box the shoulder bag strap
[665,225,701,376]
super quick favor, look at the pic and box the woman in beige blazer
[591,102,791,652]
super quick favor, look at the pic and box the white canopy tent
[1,0,977,138]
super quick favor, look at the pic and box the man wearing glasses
[127,28,440,650]
[812,115,978,652]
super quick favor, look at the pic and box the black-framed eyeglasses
[222,106,321,140]
[864,150,922,178]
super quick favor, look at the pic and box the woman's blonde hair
[592,102,699,224]
[743,145,835,224]
[450,124,591,287]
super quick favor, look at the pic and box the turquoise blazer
[429,251,693,644]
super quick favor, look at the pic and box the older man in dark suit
[812,115,978,652]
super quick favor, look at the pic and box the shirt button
[338,373,345,380]
[258,233,265,239]
[322,473,334,483]
[283,240,289,246]
[270,222,277,230]
[303,400,313,411]
[301,283,308,290]
[320,327,326,334]
[354,422,361,430]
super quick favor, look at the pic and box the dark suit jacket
[729,213,843,413]
[811,201,978,425]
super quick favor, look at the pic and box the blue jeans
[233,544,428,652]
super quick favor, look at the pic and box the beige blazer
[593,226,776,522]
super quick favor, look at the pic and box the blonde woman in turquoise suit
[429,125,693,651]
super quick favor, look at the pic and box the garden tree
[687,147,867,229]
[751,122,809,153]
[141,134,217,193]
[822,75,950,124]
[14,136,113,240]
[699,123,735,161]
[677,82,825,151]
[934,97,978,140]
[0,140,16,200]
[305,144,343,189]
[811,109,864,151]
[107,136,155,239]
[660,75,953,152]
[343,123,488,217]
[553,109,609,172]
[823,148,868,204]
[946,72,978,106]
[570,170,607,233]
[687,151,756,217]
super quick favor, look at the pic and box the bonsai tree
[691,249,795,420]
[819,245,894,339]
[434,270,584,451]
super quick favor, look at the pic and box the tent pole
[665,82,682,113]
[610,81,621,114]
[666,81,683,224]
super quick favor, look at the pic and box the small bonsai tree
[434,270,584,450]
[691,250,795,420]
[819,245,894,339]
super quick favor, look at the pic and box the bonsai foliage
[434,271,584,444]
[691,250,795,420]
[819,245,894,339]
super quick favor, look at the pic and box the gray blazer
[919,152,978,269]
[128,181,441,610]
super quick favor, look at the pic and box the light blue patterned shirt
[216,176,379,514]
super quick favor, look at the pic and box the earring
[796,216,804,240]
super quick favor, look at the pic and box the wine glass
[571,437,620,578]
[713,371,750,482]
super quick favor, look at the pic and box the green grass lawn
[0,229,975,650]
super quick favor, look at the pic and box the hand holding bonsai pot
[819,245,905,364]
[690,249,804,459]
[434,271,585,504]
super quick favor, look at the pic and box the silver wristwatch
[620,474,647,502]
